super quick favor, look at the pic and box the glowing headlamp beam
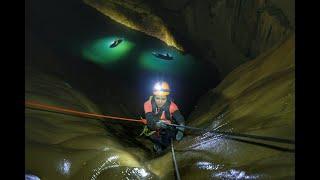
[154,83,162,91]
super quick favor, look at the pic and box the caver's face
[154,95,167,108]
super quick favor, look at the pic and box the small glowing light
[214,169,261,179]
[82,36,134,65]
[102,147,110,151]
[58,159,71,176]
[154,83,161,91]
[133,168,149,177]
[138,48,196,74]
[196,161,221,170]
[107,155,119,162]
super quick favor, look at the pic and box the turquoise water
[81,34,199,76]
[30,0,219,117]
[74,30,219,116]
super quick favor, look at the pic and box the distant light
[139,48,195,74]
[102,147,110,151]
[82,36,134,65]
[58,159,71,176]
[109,39,123,48]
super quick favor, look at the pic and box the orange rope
[25,100,147,125]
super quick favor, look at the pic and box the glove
[176,131,184,141]
[155,121,167,129]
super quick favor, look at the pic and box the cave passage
[28,0,221,118]
[26,0,295,179]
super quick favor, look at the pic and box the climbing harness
[139,125,156,136]
[171,138,181,180]
[25,100,295,152]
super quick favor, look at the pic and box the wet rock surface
[83,0,183,51]
[26,34,294,179]
[26,0,294,178]
[25,69,157,179]
[84,0,294,77]
[181,34,294,179]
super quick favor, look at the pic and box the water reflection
[213,169,262,179]
[189,132,224,150]
[196,161,222,171]
[25,174,41,180]
[58,159,71,176]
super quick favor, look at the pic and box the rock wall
[173,34,295,179]
[159,0,294,77]
[84,0,294,77]
[83,0,183,51]
[25,32,295,178]
[25,69,156,179]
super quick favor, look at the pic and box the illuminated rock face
[175,35,294,179]
[83,0,183,51]
[84,0,293,78]
[25,35,294,179]
[27,0,294,178]
[25,69,157,179]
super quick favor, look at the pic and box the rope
[168,124,295,145]
[25,100,147,124]
[25,100,295,178]
[25,100,294,148]
[171,139,181,180]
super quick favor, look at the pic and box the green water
[81,35,197,76]
[29,0,220,116]
[28,0,294,179]
[64,16,220,117]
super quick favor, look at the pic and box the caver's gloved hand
[176,124,185,141]
[176,131,183,141]
[155,120,168,129]
[172,110,185,141]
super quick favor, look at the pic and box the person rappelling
[143,81,185,154]
[25,99,295,155]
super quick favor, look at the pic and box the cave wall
[26,0,295,178]
[25,69,156,179]
[188,33,294,133]
[153,0,294,77]
[25,32,295,178]
[83,0,184,51]
[83,0,294,78]
[144,34,295,179]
